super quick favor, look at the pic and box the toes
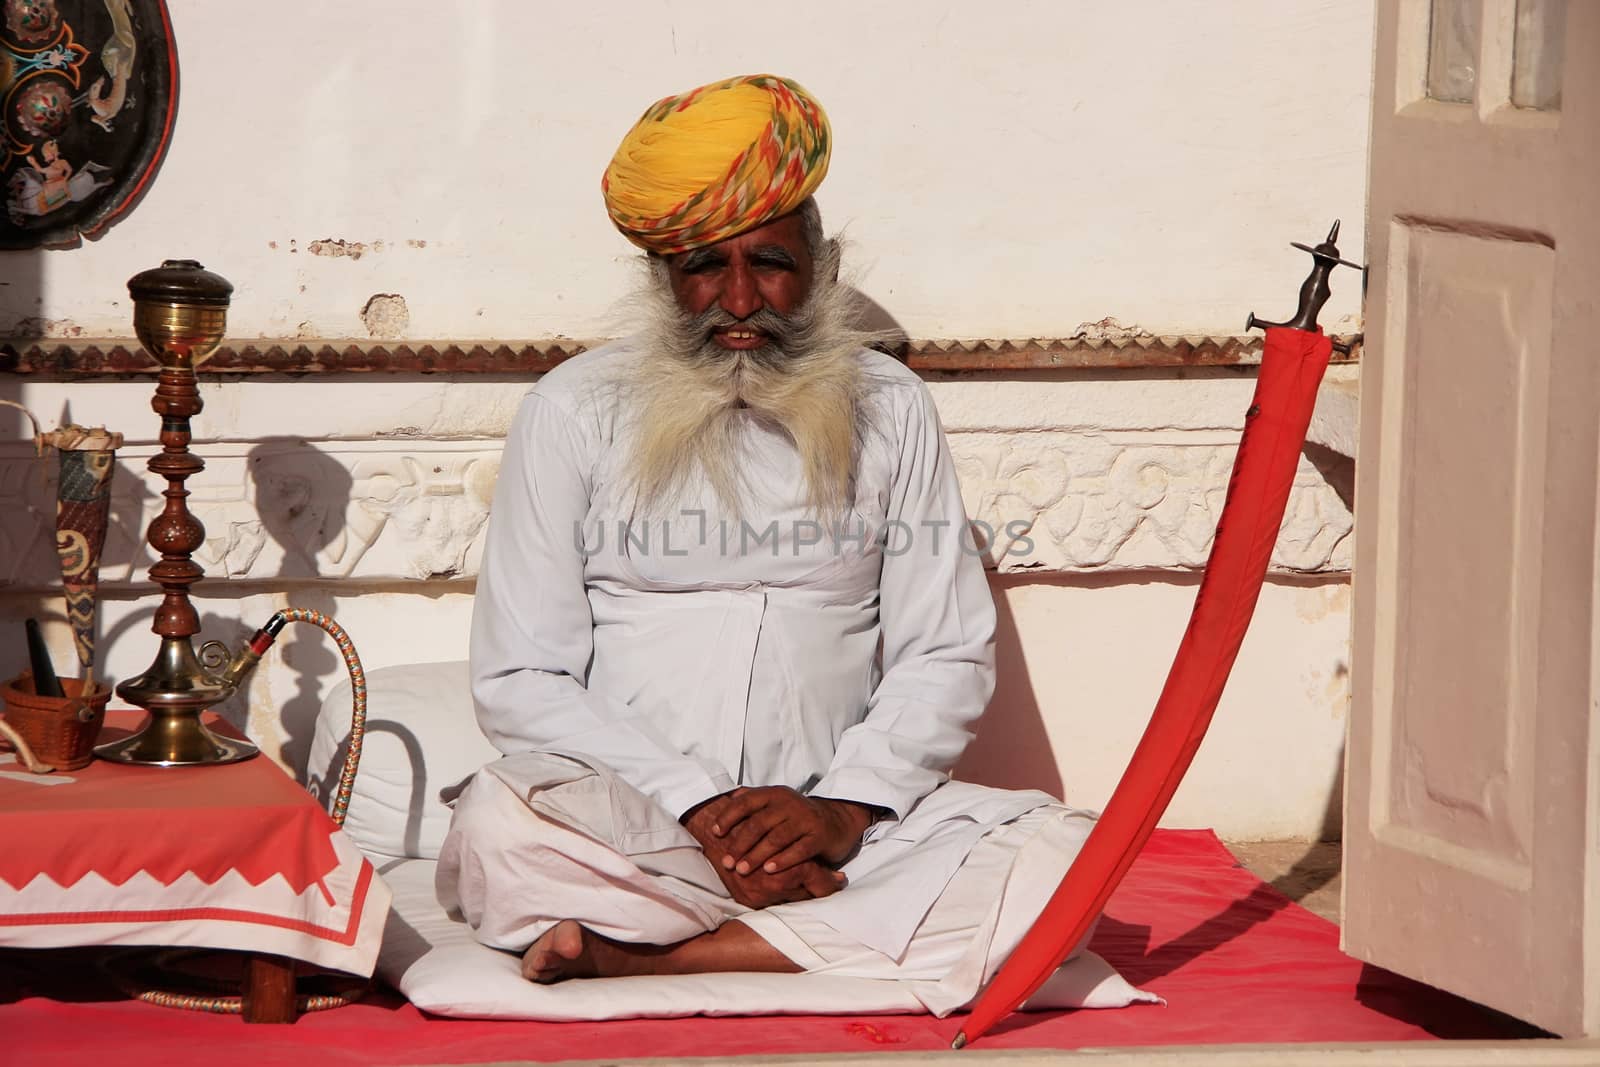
[551,919,586,962]
[521,921,591,982]
[527,965,562,985]
[520,948,555,981]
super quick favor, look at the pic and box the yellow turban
[602,74,831,255]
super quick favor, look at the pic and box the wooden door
[1346,0,1598,1037]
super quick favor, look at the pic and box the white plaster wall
[0,1,1373,841]
[0,369,1358,839]
[0,0,1373,339]
[962,576,1350,841]
[0,573,1349,841]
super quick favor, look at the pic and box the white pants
[437,762,1098,1015]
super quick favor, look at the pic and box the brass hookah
[95,261,271,765]
[82,260,376,1018]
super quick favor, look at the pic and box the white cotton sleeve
[470,391,734,819]
[811,382,997,820]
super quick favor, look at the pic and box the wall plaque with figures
[0,0,175,249]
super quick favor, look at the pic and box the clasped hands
[681,786,877,910]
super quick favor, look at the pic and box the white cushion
[306,660,498,860]
[377,857,1162,1020]
[324,665,1161,1019]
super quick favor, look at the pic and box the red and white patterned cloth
[0,713,390,976]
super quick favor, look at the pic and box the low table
[0,712,391,1022]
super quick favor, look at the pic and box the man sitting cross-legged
[438,73,1102,1015]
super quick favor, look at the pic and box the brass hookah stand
[95,260,259,766]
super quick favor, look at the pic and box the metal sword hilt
[1245,220,1364,337]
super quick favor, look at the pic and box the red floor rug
[1,830,1540,1065]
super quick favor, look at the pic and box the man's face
[665,212,815,352]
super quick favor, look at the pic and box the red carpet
[1,830,1539,1065]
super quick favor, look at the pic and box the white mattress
[378,857,1161,1021]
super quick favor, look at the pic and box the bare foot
[519,918,801,983]
[521,919,597,983]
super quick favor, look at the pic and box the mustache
[683,303,809,364]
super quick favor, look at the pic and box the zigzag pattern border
[0,335,1359,377]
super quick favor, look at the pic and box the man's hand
[681,795,845,909]
[697,786,877,875]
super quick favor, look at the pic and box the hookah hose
[233,609,370,831]
[954,325,1334,1047]
[120,608,370,1015]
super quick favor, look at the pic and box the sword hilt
[1246,220,1364,334]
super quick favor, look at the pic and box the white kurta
[458,340,1065,962]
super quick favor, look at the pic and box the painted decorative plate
[0,0,176,249]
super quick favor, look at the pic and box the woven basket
[1,672,110,770]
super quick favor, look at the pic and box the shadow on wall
[1303,441,1355,512]
[241,438,357,779]
[0,235,44,346]
[845,285,909,358]
[0,240,45,443]
[0,244,48,684]
[952,585,1066,798]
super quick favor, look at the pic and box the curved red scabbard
[954,326,1334,1048]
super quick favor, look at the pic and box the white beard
[619,248,877,521]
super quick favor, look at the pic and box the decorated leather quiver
[42,425,123,672]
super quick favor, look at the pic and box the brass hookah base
[96,637,258,766]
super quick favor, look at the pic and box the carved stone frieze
[0,429,1350,587]
[0,443,500,589]
[950,432,1351,573]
